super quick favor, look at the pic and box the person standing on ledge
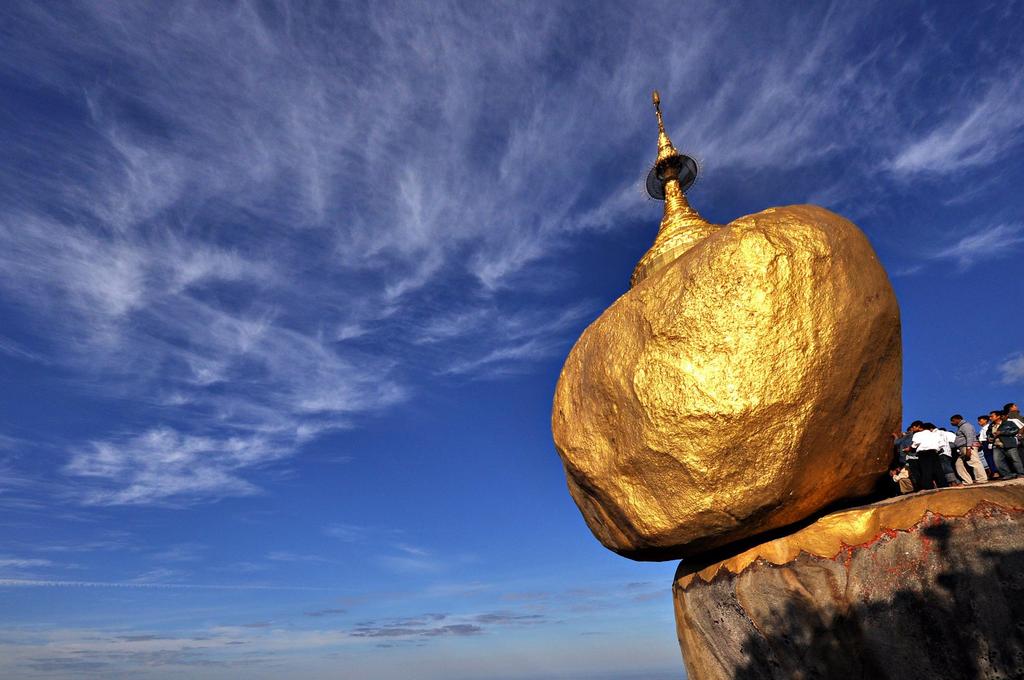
[992,410,1024,479]
[977,414,998,478]
[902,422,923,490]
[936,425,959,486]
[950,414,987,484]
[1004,402,1024,430]
[1003,402,1024,462]
[910,421,945,490]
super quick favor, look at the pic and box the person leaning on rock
[950,414,987,484]
[892,428,914,467]
[992,409,1024,479]
[903,422,923,490]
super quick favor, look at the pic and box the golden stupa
[552,92,902,560]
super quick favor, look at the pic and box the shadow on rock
[729,533,1024,680]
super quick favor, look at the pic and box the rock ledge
[673,479,1024,680]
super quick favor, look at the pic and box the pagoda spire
[652,90,679,169]
[631,91,717,287]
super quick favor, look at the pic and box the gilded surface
[674,478,1024,588]
[551,94,902,560]
[634,91,716,286]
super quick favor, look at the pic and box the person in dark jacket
[900,423,923,490]
[1004,402,1024,430]
[992,410,1024,479]
[893,429,914,466]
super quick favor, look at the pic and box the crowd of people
[889,402,1024,494]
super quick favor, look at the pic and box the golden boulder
[551,94,901,560]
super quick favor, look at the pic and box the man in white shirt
[910,421,946,491]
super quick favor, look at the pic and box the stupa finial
[653,90,664,131]
[652,90,680,168]
[633,90,714,287]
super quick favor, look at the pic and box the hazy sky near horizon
[1,1,1023,678]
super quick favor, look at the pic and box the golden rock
[551,93,901,560]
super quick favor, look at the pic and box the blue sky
[1,1,1023,678]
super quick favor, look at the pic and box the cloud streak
[0,578,328,590]
[2,2,1023,507]
[889,76,1024,175]
[999,354,1024,385]
[929,223,1024,270]
[893,222,1024,276]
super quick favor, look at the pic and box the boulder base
[673,480,1024,680]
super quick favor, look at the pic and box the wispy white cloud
[325,523,452,575]
[933,223,1024,266]
[889,76,1024,176]
[0,578,326,590]
[377,543,444,575]
[930,223,1024,270]
[149,543,206,563]
[0,214,404,503]
[895,223,1024,276]
[0,336,49,364]
[999,354,1024,385]
[323,523,370,542]
[0,556,55,569]
[31,534,135,554]
[444,338,561,377]
[890,264,925,278]
[265,551,329,564]
[65,428,266,505]
[2,1,1022,507]
[432,302,597,377]
[129,567,186,584]
[304,607,347,618]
